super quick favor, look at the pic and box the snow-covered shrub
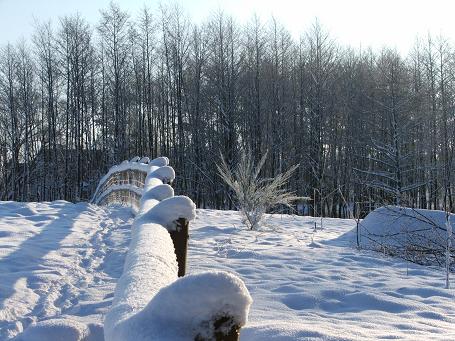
[359,206,455,267]
[217,150,300,230]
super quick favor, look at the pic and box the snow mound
[360,206,454,265]
[17,319,89,341]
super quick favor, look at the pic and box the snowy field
[0,201,133,340]
[191,211,455,340]
[1,202,455,340]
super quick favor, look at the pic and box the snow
[3,203,455,340]
[138,157,150,164]
[106,271,252,341]
[136,196,196,230]
[360,206,454,244]
[359,206,454,265]
[189,210,455,340]
[0,201,133,340]
[144,166,175,189]
[148,156,169,167]
[137,184,174,215]
[16,318,94,341]
[141,184,174,202]
[134,271,252,340]
[104,221,178,341]
[92,157,168,203]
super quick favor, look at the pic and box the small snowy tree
[217,150,300,230]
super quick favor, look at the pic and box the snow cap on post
[141,184,174,203]
[143,177,163,192]
[130,156,141,162]
[138,185,174,216]
[148,156,169,167]
[136,196,196,230]
[136,271,252,340]
[145,166,175,185]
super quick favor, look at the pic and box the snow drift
[359,206,455,266]
[16,319,103,341]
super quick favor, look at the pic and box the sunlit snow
[1,202,455,340]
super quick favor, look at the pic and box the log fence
[92,156,251,341]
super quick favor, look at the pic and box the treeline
[0,2,454,216]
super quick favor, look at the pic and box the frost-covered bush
[217,150,299,230]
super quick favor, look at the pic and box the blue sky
[1,0,454,55]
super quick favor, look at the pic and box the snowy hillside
[1,202,455,340]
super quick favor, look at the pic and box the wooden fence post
[195,316,240,341]
[169,217,189,277]
[213,316,240,341]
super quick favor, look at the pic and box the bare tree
[1,4,455,220]
[98,1,130,161]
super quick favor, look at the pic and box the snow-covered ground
[190,210,455,340]
[0,201,133,340]
[1,202,455,340]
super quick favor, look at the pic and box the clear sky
[0,0,454,55]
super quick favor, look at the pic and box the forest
[0,2,454,217]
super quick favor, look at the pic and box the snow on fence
[93,156,252,341]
